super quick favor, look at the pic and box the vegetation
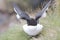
[0,0,60,40]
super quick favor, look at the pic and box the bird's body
[13,0,51,36]
[23,24,43,36]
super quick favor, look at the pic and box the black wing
[13,3,30,20]
[35,0,51,21]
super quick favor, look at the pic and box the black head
[27,18,37,26]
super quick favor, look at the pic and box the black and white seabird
[13,0,51,36]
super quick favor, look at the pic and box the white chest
[23,24,43,36]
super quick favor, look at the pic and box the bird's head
[27,18,37,26]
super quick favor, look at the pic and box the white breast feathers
[23,24,43,36]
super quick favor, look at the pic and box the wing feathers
[13,3,30,20]
[35,0,51,20]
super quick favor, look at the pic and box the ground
[0,0,60,40]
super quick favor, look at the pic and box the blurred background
[0,0,60,40]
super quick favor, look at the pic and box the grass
[0,25,30,40]
[0,0,60,40]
